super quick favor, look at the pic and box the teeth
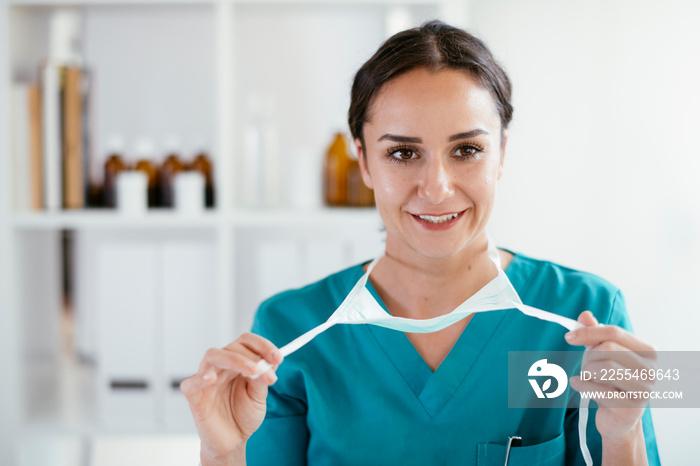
[418,213,459,224]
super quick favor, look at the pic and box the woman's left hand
[565,311,657,441]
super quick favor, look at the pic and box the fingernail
[269,372,278,384]
[271,349,281,360]
[565,331,576,342]
[202,371,214,381]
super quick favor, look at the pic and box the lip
[410,210,465,231]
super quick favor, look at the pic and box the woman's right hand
[180,333,283,465]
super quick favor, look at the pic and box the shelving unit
[11,207,382,229]
[0,0,466,464]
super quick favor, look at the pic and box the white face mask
[253,241,593,466]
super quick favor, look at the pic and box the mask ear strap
[487,236,502,270]
[578,397,593,466]
[365,254,382,276]
[487,235,592,466]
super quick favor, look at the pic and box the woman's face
[357,67,506,261]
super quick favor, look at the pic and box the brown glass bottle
[134,159,158,207]
[160,153,186,208]
[103,153,128,208]
[132,139,159,207]
[347,159,375,207]
[323,133,352,206]
[190,152,215,208]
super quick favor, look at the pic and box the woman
[182,21,660,465]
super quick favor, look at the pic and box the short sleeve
[246,302,309,466]
[564,289,661,465]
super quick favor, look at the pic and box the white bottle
[173,171,205,214]
[116,171,148,215]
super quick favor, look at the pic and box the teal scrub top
[248,252,660,465]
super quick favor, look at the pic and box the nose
[417,155,455,204]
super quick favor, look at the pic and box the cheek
[374,181,402,209]
[480,170,498,189]
[464,163,500,202]
[480,156,502,186]
[368,165,413,202]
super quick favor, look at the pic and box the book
[41,63,62,211]
[28,84,44,210]
[63,66,85,209]
[80,69,93,207]
[11,85,31,211]
[11,83,44,211]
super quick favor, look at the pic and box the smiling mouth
[414,212,462,224]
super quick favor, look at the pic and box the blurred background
[0,0,697,464]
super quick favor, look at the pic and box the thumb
[577,310,599,327]
[246,373,275,404]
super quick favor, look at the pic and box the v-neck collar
[361,251,532,418]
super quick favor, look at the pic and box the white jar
[116,171,148,215]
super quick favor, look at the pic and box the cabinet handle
[110,379,149,390]
[171,378,185,390]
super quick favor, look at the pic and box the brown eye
[454,145,481,158]
[389,147,418,161]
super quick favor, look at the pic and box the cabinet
[0,0,466,463]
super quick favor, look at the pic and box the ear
[497,130,508,180]
[356,139,374,189]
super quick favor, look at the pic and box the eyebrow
[377,134,421,143]
[448,129,489,141]
[377,129,489,143]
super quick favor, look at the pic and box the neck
[369,232,498,319]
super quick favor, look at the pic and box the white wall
[470,1,699,463]
[83,5,217,180]
[231,4,436,208]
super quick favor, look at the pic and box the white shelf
[11,210,225,230]
[10,207,382,230]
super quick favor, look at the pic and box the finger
[245,374,273,405]
[230,333,283,365]
[233,344,267,366]
[243,367,279,406]
[261,368,278,385]
[201,347,259,377]
[180,369,217,405]
[250,359,274,380]
[578,310,598,327]
[565,324,655,354]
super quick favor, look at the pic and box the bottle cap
[106,134,125,154]
[134,138,156,161]
[163,135,182,155]
[190,138,210,157]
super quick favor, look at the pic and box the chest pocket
[476,431,565,466]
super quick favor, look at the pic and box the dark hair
[348,20,513,148]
